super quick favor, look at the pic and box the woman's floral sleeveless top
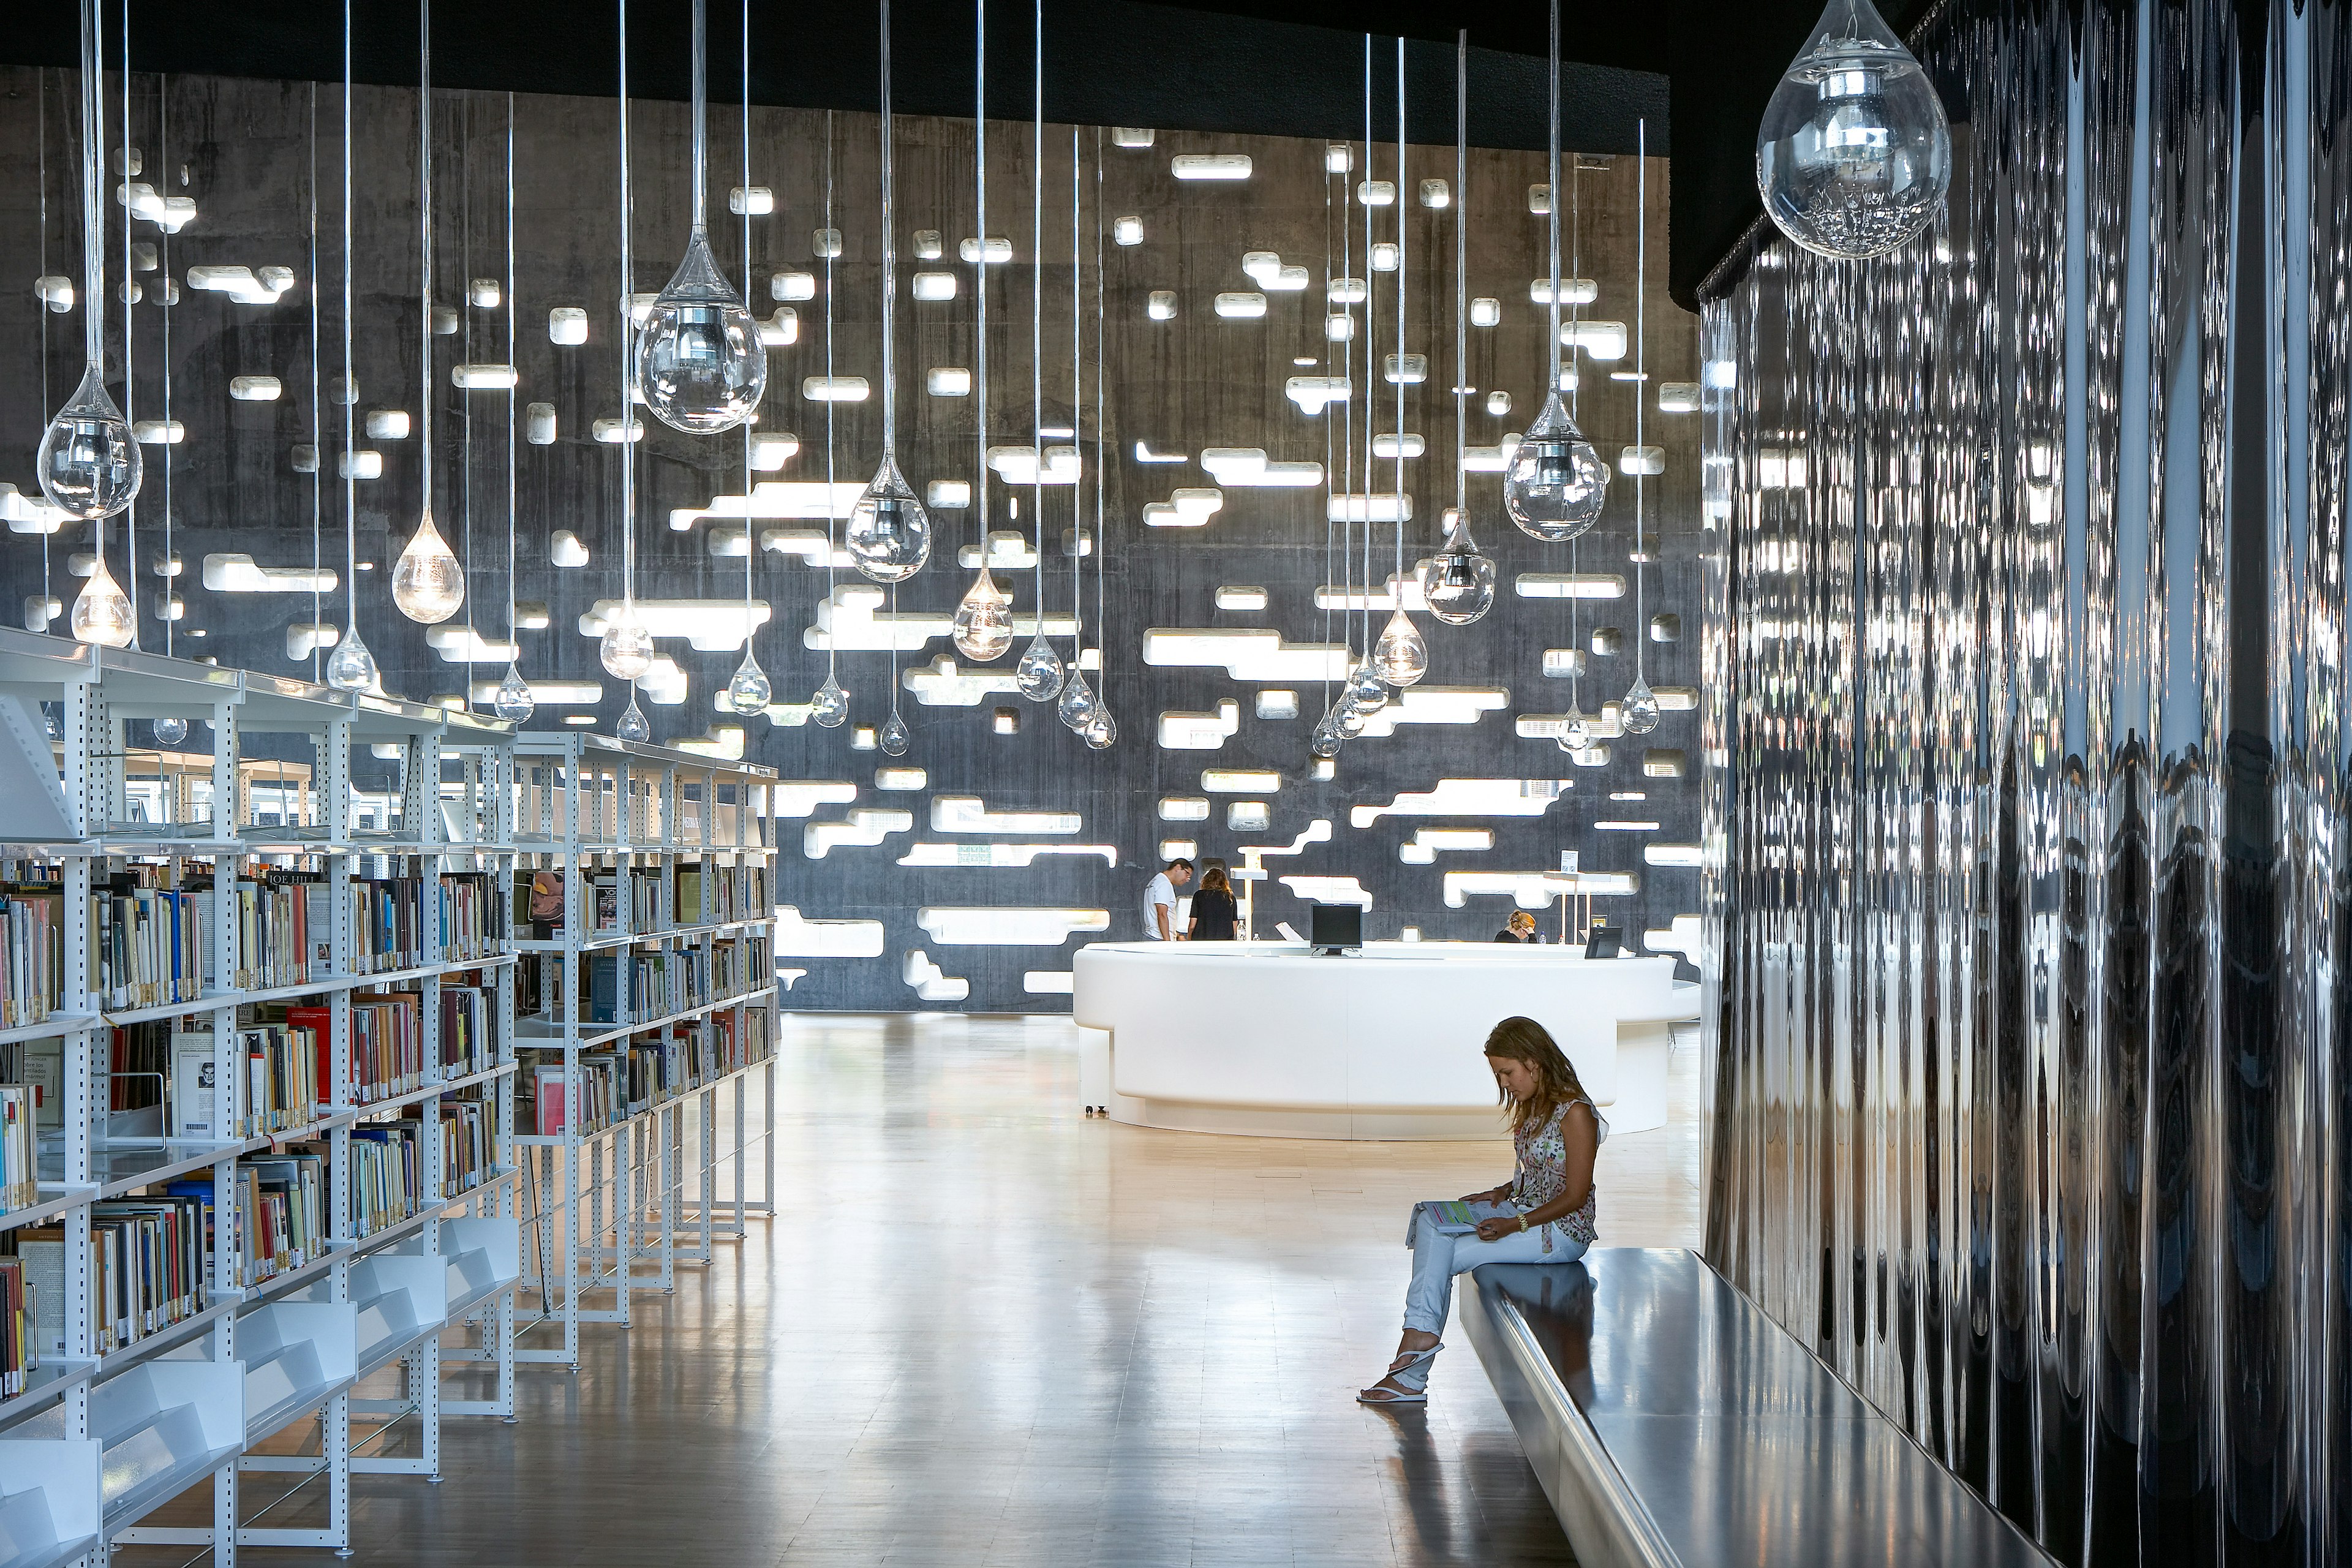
[1510,1098,1601,1252]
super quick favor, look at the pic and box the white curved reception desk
[1072,942,1684,1140]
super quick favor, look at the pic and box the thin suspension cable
[342,0,358,652]
[1030,0,1044,624]
[1359,35,1373,657]
[822,111,837,681]
[418,0,434,533]
[878,0,898,453]
[121,10,136,646]
[690,0,708,230]
[77,0,103,372]
[1069,123,1081,657]
[1453,31,1466,524]
[37,72,50,629]
[974,0,989,573]
[1336,132,1353,663]
[617,0,636,614]
[1544,0,1562,390]
[1632,118,1646,685]
[309,81,322,676]
[505,92,518,649]
[1093,124,1106,688]
[1393,36,1405,591]
[739,0,755,648]
[461,92,476,701]
[1319,137,1335,712]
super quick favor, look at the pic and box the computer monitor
[1583,923,1623,960]
[1309,903,1363,954]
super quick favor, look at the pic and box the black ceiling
[3,0,1940,308]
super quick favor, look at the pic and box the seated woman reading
[1359,1015,1604,1405]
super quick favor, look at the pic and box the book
[170,1029,220,1139]
[1404,1199,1518,1243]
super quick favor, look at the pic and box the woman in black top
[1187,865,1240,940]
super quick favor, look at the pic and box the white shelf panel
[0,1437,103,1568]
[410,1216,522,1322]
[0,1363,99,1438]
[236,1300,358,1445]
[0,1015,99,1047]
[91,1360,244,1532]
[0,1186,100,1237]
[346,1253,451,1381]
[514,984,778,1052]
[102,951,518,1027]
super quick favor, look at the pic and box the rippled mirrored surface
[1700,2,2352,1562]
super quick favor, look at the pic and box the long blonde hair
[1199,865,1231,895]
[1484,1016,1589,1134]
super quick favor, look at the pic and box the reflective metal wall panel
[1698,1,2352,1563]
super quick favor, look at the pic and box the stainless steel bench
[1459,1248,2057,1568]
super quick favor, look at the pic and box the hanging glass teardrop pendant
[1335,700,1366,739]
[879,710,911,755]
[1310,709,1344,758]
[599,605,655,679]
[1348,660,1388,716]
[951,567,1014,660]
[323,624,378,691]
[726,647,772,714]
[845,456,932,582]
[1082,707,1117,750]
[493,661,537,721]
[1504,391,1608,541]
[1757,0,1951,260]
[40,365,142,521]
[151,716,188,748]
[1373,609,1429,687]
[1558,705,1592,754]
[1057,668,1099,732]
[810,673,850,728]
[68,556,135,647]
[1418,523,1497,625]
[1016,633,1064,702]
[391,507,466,623]
[616,691,652,742]
[1621,677,1660,734]
[637,227,767,432]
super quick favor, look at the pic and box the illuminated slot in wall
[1112,127,1156,148]
[1214,292,1267,319]
[527,404,558,444]
[365,409,410,440]
[1371,433,1425,459]
[591,417,644,443]
[1561,320,1629,360]
[1202,769,1280,794]
[1618,446,1664,476]
[1114,216,1143,246]
[338,450,383,479]
[772,271,816,300]
[1227,802,1271,832]
[927,366,973,396]
[911,272,959,301]
[1529,277,1599,306]
[1147,291,1177,321]
[729,185,775,216]
[761,307,799,345]
[927,480,972,509]
[813,228,843,257]
[1356,179,1395,205]
[230,376,282,402]
[1171,154,1251,180]
[1254,690,1298,719]
[1471,297,1501,328]
[1485,390,1512,417]
[907,952,971,1003]
[1216,586,1268,612]
[802,376,872,402]
[453,363,519,389]
[915,907,1110,945]
[1658,382,1701,413]
[958,236,1014,263]
[932,796,1081,835]
[1417,178,1450,208]
[1158,797,1210,822]
[548,306,589,344]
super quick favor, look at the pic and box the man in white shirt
[1143,858,1193,940]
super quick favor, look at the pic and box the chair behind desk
[1458,1249,2057,1568]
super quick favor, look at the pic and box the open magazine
[1406,1198,1518,1244]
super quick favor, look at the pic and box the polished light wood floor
[121,1014,1702,1567]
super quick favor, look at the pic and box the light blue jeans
[1400,1208,1588,1378]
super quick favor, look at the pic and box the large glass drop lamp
[878,709,911,756]
[1558,704,1591,754]
[951,565,1014,660]
[1373,608,1428,688]
[846,0,932,582]
[1348,658,1388,716]
[1016,631,1064,702]
[394,0,466,624]
[1505,0,1607,544]
[42,0,140,522]
[493,661,536,721]
[727,648,772,714]
[636,0,766,432]
[1757,0,1950,260]
[1419,524,1496,625]
[617,689,651,742]
[325,624,377,692]
[810,673,849,728]
[600,606,655,680]
[70,556,135,648]
[1057,668,1099,732]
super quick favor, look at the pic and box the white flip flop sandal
[1357,1342,1442,1405]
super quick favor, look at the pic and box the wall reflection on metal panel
[1698,1,2352,1563]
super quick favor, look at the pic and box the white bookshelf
[0,628,524,1563]
[508,734,777,1368]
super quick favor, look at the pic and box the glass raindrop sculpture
[1418,527,1497,625]
[951,568,1014,660]
[39,366,142,520]
[1082,708,1117,750]
[1373,609,1430,688]
[879,710,911,755]
[1310,710,1344,758]
[726,649,772,714]
[598,606,655,680]
[1057,669,1100,732]
[1503,391,1609,541]
[845,456,932,582]
[810,674,850,728]
[151,716,188,747]
[69,557,135,647]
[1348,660,1389,715]
[1558,706,1593,753]
[1621,677,1661,734]
[493,662,537,721]
[323,624,378,692]
[1016,633,1065,702]
[616,693,652,742]
[1335,700,1366,739]
[1757,0,1950,260]
[635,228,768,432]
[391,507,466,624]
